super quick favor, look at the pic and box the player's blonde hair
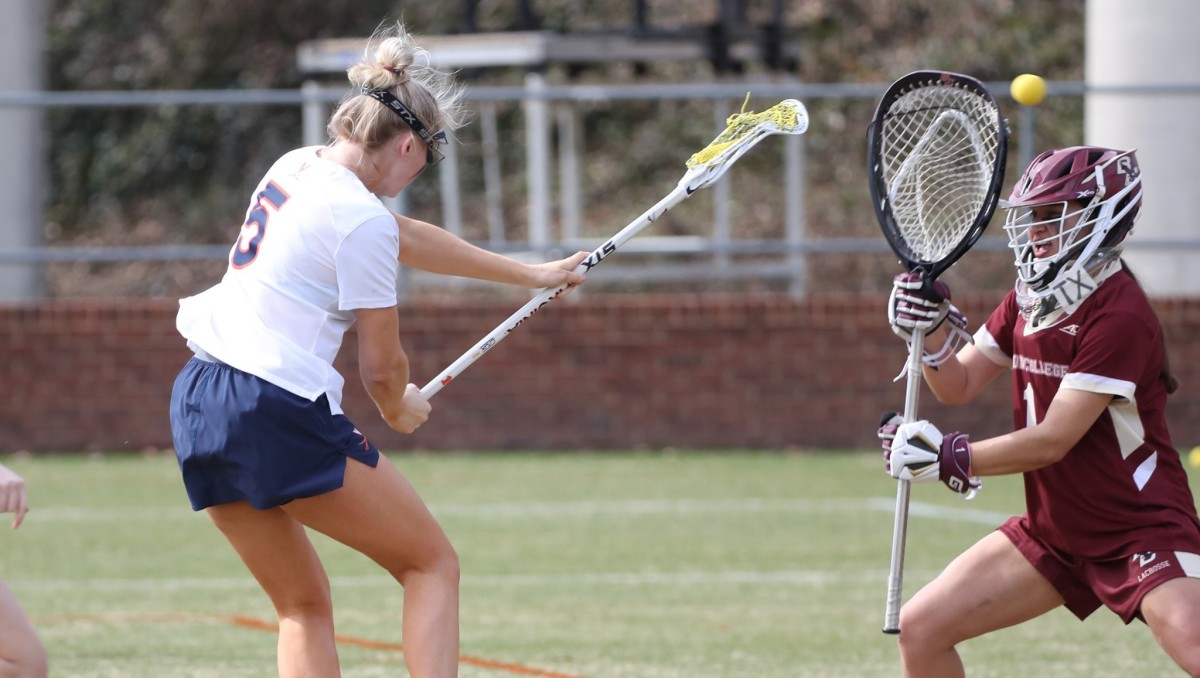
[327,22,467,151]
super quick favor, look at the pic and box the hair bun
[381,62,411,85]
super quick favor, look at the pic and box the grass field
[1,450,1195,677]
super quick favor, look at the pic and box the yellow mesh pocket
[686,99,804,169]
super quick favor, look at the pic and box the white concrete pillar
[0,0,45,299]
[1086,0,1200,295]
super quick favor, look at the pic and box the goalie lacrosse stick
[419,98,809,399]
[867,71,1007,634]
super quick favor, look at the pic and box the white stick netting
[879,81,1002,262]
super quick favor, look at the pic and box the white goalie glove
[878,414,981,498]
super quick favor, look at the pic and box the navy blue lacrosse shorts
[169,357,380,511]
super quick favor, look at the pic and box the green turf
[0,450,1194,677]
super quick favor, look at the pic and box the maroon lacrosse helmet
[1001,146,1143,303]
[1005,146,1142,238]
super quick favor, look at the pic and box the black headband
[361,87,446,147]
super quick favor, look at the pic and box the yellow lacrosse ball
[1189,446,1200,469]
[1011,74,1046,106]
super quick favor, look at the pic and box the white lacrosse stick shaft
[419,177,693,399]
[883,324,925,633]
[420,100,808,399]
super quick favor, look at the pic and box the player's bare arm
[354,306,429,434]
[393,211,587,289]
[969,388,1112,475]
[920,341,1006,405]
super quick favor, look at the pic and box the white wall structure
[0,0,45,300]
[1086,0,1200,295]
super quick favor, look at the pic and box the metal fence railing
[2,80,1198,298]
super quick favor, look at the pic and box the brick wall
[3,294,1199,453]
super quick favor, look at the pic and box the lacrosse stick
[419,98,809,399]
[867,71,1008,634]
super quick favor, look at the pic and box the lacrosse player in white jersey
[168,22,587,678]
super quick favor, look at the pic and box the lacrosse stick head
[683,98,809,190]
[867,71,1009,282]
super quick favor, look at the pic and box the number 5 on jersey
[232,181,290,268]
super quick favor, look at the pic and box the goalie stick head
[867,71,1009,282]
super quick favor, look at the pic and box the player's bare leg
[207,502,339,677]
[0,578,47,678]
[896,531,1064,678]
[1141,575,1200,676]
[283,454,460,678]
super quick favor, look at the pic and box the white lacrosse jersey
[176,146,400,414]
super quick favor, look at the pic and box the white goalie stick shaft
[884,325,925,633]
[419,99,808,400]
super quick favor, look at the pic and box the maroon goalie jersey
[976,268,1200,560]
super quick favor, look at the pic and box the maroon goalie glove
[887,272,965,341]
[939,431,981,498]
[879,414,981,498]
[887,272,972,371]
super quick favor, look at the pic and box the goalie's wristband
[922,343,955,369]
[920,329,967,369]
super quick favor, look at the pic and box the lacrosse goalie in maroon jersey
[878,146,1200,676]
